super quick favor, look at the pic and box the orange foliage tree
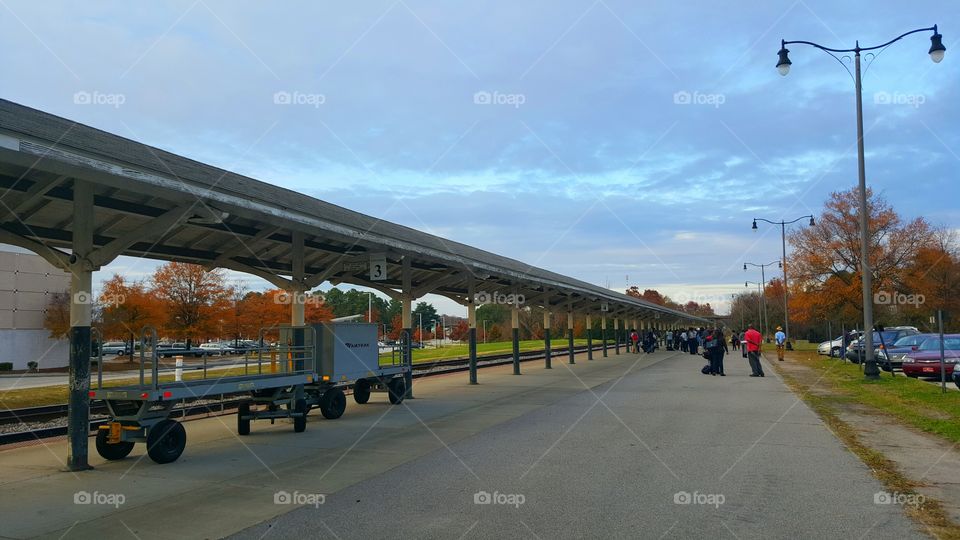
[151,262,233,345]
[99,274,161,343]
[789,187,935,331]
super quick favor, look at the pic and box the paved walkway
[0,349,925,539]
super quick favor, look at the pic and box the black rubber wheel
[238,402,251,436]
[146,419,186,464]
[320,388,347,420]
[388,378,405,405]
[95,428,135,461]
[293,398,308,433]
[353,380,371,405]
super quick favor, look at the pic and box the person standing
[679,330,688,353]
[710,328,726,376]
[731,331,740,351]
[665,329,674,351]
[775,326,786,362]
[744,324,764,377]
[688,328,699,356]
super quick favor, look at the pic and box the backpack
[701,364,711,375]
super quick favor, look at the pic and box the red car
[901,335,960,381]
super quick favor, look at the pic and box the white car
[818,332,861,357]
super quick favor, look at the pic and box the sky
[0,0,957,316]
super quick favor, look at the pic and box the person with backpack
[743,323,764,377]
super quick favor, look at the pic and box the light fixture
[929,32,946,63]
[743,263,747,271]
[809,216,816,226]
[776,44,792,76]
[752,219,758,230]
[778,261,783,268]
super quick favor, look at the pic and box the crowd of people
[625,324,776,378]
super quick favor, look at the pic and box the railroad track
[0,344,610,446]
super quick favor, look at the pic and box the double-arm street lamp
[745,261,779,338]
[752,215,815,343]
[776,25,945,379]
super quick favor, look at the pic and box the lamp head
[752,219,758,230]
[809,216,816,226]
[776,44,792,76]
[929,32,946,63]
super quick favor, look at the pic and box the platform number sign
[601,302,609,312]
[370,254,387,281]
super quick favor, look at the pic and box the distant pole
[938,310,946,394]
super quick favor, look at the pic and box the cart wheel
[388,378,405,405]
[146,419,187,464]
[353,379,371,405]
[238,401,251,436]
[320,388,346,419]
[95,429,134,461]
[293,398,308,433]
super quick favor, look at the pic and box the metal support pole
[614,317,620,355]
[854,50,878,380]
[401,257,414,397]
[567,310,575,364]
[67,180,94,471]
[512,304,521,375]
[543,309,552,369]
[468,279,477,384]
[938,310,946,393]
[586,314,593,360]
[781,221,791,341]
[602,315,608,357]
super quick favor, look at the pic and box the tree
[449,320,469,341]
[789,186,934,329]
[43,291,71,339]
[99,275,161,346]
[151,262,233,345]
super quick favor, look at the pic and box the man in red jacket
[743,324,764,377]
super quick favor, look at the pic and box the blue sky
[0,0,956,315]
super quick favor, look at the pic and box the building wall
[0,246,70,370]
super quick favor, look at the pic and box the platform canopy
[0,99,707,325]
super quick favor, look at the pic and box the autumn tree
[151,262,233,345]
[99,275,161,350]
[789,187,934,329]
[43,291,71,339]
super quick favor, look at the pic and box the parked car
[98,341,131,356]
[901,335,960,380]
[199,343,237,356]
[157,343,207,358]
[877,333,937,372]
[845,327,919,363]
[818,332,862,357]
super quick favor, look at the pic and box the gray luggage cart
[90,326,316,464]
[299,322,410,421]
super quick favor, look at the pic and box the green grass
[789,340,820,352]
[785,350,960,444]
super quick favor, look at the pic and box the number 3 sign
[370,254,387,281]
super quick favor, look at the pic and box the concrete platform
[0,349,926,539]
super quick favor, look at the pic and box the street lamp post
[777,25,945,379]
[745,280,767,336]
[417,312,423,348]
[482,320,488,344]
[752,215,814,343]
[363,291,373,323]
[745,260,778,338]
